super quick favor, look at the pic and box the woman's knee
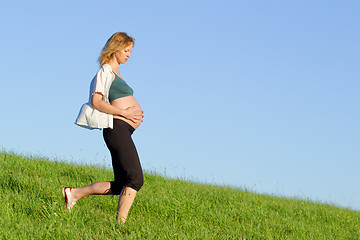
[110,181,124,195]
[127,173,144,191]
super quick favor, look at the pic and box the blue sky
[1,1,359,210]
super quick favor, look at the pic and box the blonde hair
[98,32,135,66]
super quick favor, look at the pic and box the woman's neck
[107,56,120,73]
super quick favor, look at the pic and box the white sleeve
[92,66,110,96]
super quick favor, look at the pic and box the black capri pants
[103,119,143,194]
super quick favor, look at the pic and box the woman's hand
[92,93,143,124]
[123,106,143,123]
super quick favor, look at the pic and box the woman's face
[115,44,133,64]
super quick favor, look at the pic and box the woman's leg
[71,181,112,202]
[103,120,144,224]
[116,186,137,224]
[62,181,112,210]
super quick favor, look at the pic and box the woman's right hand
[123,106,143,123]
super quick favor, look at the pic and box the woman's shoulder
[93,63,115,90]
[101,64,112,71]
[96,64,114,79]
[97,64,112,74]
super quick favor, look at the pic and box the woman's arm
[92,92,142,123]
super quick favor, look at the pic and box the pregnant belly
[111,96,142,130]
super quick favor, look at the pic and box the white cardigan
[75,64,115,130]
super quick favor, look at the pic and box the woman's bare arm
[92,93,142,123]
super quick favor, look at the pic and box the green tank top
[109,73,134,102]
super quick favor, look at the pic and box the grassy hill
[0,151,359,239]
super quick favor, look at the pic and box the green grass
[0,151,359,239]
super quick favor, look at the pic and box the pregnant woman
[63,32,144,224]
